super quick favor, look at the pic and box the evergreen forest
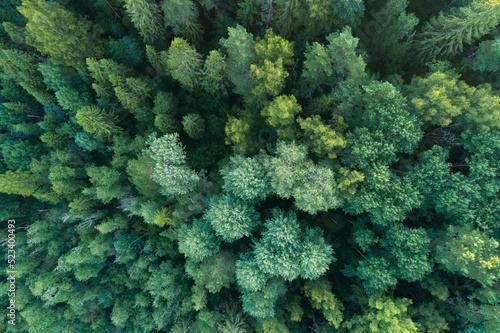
[0,0,500,332]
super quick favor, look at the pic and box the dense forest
[0,0,499,332]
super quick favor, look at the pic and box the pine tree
[0,169,39,196]
[220,154,271,202]
[124,0,167,44]
[166,37,202,91]
[178,218,221,262]
[18,0,104,69]
[204,194,260,242]
[414,0,500,61]
[161,0,202,43]
[143,133,201,198]
[220,25,256,98]
[182,113,205,139]
[75,105,122,142]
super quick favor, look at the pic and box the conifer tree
[414,0,500,61]
[18,0,104,69]
[144,133,201,198]
[75,105,122,142]
[166,37,202,91]
[124,0,167,44]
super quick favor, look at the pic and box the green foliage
[166,37,202,90]
[343,293,418,332]
[414,0,500,61]
[436,226,500,287]
[363,0,418,74]
[303,278,344,328]
[0,169,39,196]
[301,26,366,95]
[261,95,301,141]
[18,0,104,69]
[472,38,500,72]
[75,105,122,142]
[332,0,365,26]
[144,133,201,199]
[264,141,343,214]
[250,29,294,100]
[344,164,422,226]
[406,69,474,127]
[182,113,205,139]
[253,209,334,281]
[200,50,228,96]
[178,218,221,262]
[297,115,346,159]
[220,154,270,202]
[204,194,260,242]
[186,251,236,293]
[1,1,498,332]
[124,0,166,44]
[220,25,256,97]
[161,0,202,42]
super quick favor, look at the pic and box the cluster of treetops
[0,0,499,332]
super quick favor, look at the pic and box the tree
[297,115,346,159]
[1,139,43,171]
[185,251,236,293]
[166,37,202,91]
[264,141,343,214]
[143,133,201,199]
[204,194,260,243]
[253,208,334,281]
[161,0,202,43]
[362,0,418,74]
[436,226,500,287]
[344,164,422,226]
[220,25,256,98]
[75,105,122,142]
[18,0,104,69]
[413,0,500,61]
[85,166,127,203]
[405,68,474,127]
[472,38,500,72]
[200,50,228,96]
[124,0,167,44]
[0,169,39,196]
[343,293,418,332]
[331,0,365,26]
[380,223,432,282]
[250,29,294,100]
[261,94,302,141]
[303,278,344,328]
[300,27,366,96]
[240,277,287,319]
[182,113,205,139]
[178,218,221,262]
[220,154,271,202]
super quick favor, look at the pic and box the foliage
[18,0,103,69]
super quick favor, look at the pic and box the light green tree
[166,37,202,91]
[436,226,500,287]
[75,105,122,142]
[178,218,221,262]
[0,169,39,197]
[124,0,167,44]
[143,133,201,199]
[303,278,344,328]
[204,194,260,243]
[261,94,302,141]
[343,293,418,332]
[18,0,104,69]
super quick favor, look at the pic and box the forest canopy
[0,0,499,332]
